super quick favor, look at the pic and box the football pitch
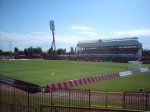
[74,71,150,92]
[0,60,149,91]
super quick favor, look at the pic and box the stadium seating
[77,37,142,62]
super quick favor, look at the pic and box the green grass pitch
[0,60,149,92]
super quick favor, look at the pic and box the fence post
[89,90,91,107]
[105,91,108,108]
[50,88,53,105]
[28,87,29,112]
[89,90,91,112]
[69,89,71,112]
[50,88,53,112]
[0,83,2,112]
[122,91,125,109]
[13,85,16,112]
[145,92,148,111]
[40,106,42,112]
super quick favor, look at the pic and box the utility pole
[9,41,11,52]
[9,41,12,58]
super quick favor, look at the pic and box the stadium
[0,22,150,112]
[0,35,150,111]
[77,37,142,62]
[1,0,150,111]
[1,29,150,111]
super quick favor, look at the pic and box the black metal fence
[40,105,144,112]
[0,83,150,112]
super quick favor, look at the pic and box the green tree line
[0,47,77,56]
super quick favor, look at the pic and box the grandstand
[77,37,142,62]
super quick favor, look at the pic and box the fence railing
[40,105,144,112]
[0,83,150,112]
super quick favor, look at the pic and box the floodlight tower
[50,20,56,54]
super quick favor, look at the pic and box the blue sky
[0,0,150,51]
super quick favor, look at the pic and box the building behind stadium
[77,37,142,62]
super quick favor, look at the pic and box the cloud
[1,29,150,52]
[112,29,150,49]
[30,31,48,35]
[0,31,84,51]
[113,29,150,37]
[71,26,94,31]
[77,31,98,35]
[70,25,98,35]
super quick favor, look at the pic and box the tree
[14,47,19,56]
[27,47,33,56]
[0,49,3,56]
[74,47,77,54]
[3,51,10,56]
[143,49,150,57]
[69,47,77,55]
[48,47,54,56]
[43,51,48,56]
[35,47,42,55]
[24,48,28,56]
[18,50,24,55]
[56,48,66,55]
[70,47,74,54]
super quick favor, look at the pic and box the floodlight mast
[50,20,56,55]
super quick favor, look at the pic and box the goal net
[128,61,143,70]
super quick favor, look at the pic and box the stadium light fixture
[50,20,55,31]
[50,20,56,54]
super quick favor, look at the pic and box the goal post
[128,61,143,70]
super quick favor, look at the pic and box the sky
[0,0,150,52]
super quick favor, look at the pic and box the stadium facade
[77,37,142,62]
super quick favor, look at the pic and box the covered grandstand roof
[77,37,142,48]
